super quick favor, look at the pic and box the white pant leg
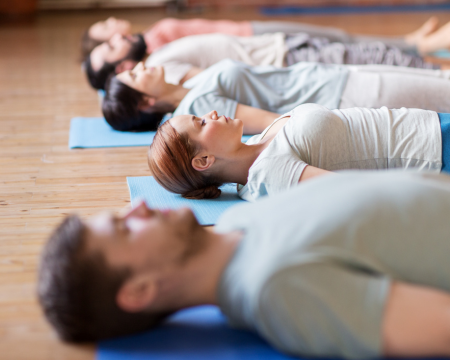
[345,64,450,78]
[340,67,450,112]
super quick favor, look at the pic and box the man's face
[85,201,202,273]
[89,17,131,42]
[90,33,138,72]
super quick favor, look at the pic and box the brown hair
[148,121,222,199]
[38,214,171,342]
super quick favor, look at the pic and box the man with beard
[39,171,450,358]
[85,33,147,90]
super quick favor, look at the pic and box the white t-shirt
[145,33,287,85]
[239,104,442,201]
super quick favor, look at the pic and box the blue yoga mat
[127,177,245,225]
[261,3,450,16]
[69,117,156,149]
[97,306,447,360]
[97,306,298,360]
[69,117,253,149]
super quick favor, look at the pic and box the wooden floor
[1,6,450,360]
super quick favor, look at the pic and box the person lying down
[149,104,450,201]
[39,170,450,359]
[83,16,446,56]
[84,16,448,91]
[104,59,450,132]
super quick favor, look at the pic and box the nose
[110,32,122,44]
[206,110,218,120]
[134,61,145,72]
[124,200,153,219]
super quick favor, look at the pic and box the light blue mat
[127,177,244,225]
[69,117,252,149]
[69,117,156,149]
[97,306,299,360]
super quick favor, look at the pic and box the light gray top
[216,171,450,359]
[173,59,349,118]
[145,33,286,85]
[239,104,442,201]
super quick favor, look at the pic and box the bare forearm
[383,281,450,357]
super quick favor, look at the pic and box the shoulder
[216,200,253,230]
[215,60,249,79]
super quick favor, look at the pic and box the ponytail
[148,121,222,199]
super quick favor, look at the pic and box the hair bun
[183,185,221,200]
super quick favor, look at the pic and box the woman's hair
[148,121,223,199]
[80,30,102,61]
[103,74,171,132]
[84,54,116,90]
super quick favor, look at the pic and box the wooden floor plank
[1,6,449,360]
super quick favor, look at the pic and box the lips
[160,209,171,217]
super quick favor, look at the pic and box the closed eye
[201,118,206,126]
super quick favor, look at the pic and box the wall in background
[38,0,169,10]
[0,0,37,15]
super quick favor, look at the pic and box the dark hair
[84,55,116,90]
[38,215,171,342]
[80,30,102,61]
[126,34,147,63]
[83,34,147,90]
[103,74,172,132]
[148,121,223,199]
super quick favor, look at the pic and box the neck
[157,83,190,108]
[156,228,242,310]
[216,142,268,185]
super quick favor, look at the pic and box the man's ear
[192,154,215,172]
[138,96,156,111]
[115,60,137,74]
[116,274,157,313]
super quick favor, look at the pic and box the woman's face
[89,17,132,42]
[170,111,244,158]
[116,62,166,97]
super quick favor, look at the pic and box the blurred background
[2,0,450,17]
[1,1,450,360]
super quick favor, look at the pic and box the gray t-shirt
[145,33,286,85]
[216,171,450,359]
[239,103,442,201]
[173,59,349,118]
